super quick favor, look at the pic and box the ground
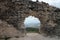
[8,33,60,40]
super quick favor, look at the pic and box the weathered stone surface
[0,39,5,40]
[0,20,22,38]
[0,0,60,37]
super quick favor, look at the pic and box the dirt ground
[8,33,60,40]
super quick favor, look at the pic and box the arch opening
[24,16,41,33]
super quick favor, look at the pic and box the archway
[24,16,41,33]
[19,10,48,34]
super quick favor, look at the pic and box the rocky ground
[8,33,60,40]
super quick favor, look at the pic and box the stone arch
[20,10,49,33]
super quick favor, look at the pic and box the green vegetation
[26,27,39,33]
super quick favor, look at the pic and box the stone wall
[0,20,23,40]
[0,0,60,39]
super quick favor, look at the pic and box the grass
[26,27,39,33]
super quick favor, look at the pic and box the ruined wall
[0,0,60,39]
